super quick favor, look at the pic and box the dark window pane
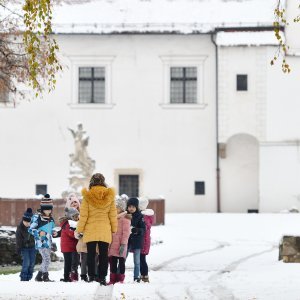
[94,81,105,103]
[185,81,197,103]
[171,67,183,78]
[170,81,184,103]
[185,67,197,78]
[119,175,139,197]
[94,67,105,78]
[237,74,248,91]
[79,81,92,103]
[79,67,92,78]
[36,184,47,196]
[195,181,205,195]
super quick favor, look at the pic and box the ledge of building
[159,103,207,109]
[68,103,115,109]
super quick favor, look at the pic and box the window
[79,67,105,103]
[170,67,197,103]
[36,184,47,196]
[119,175,139,197]
[160,55,207,109]
[237,74,248,91]
[195,181,205,195]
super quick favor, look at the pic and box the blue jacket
[29,213,55,249]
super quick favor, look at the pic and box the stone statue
[68,123,95,176]
[62,123,95,197]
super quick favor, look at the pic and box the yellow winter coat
[76,186,117,244]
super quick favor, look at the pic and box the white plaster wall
[285,0,300,52]
[218,46,268,212]
[259,143,300,212]
[0,34,217,212]
[218,46,268,143]
[260,45,300,212]
[266,48,300,141]
[220,134,259,213]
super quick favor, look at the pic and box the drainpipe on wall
[211,32,221,213]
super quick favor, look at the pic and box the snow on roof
[52,0,280,34]
[216,30,282,46]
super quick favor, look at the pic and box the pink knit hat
[65,193,81,210]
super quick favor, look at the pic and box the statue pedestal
[62,174,90,198]
[279,235,300,263]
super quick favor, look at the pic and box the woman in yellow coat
[76,173,117,285]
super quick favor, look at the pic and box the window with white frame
[69,55,115,109]
[79,67,105,103]
[114,168,143,197]
[160,55,207,109]
[170,67,197,104]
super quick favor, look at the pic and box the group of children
[16,192,155,284]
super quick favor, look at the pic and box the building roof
[216,30,281,47]
[52,0,281,34]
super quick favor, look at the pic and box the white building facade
[0,0,300,213]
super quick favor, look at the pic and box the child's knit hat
[115,195,127,211]
[138,196,149,211]
[127,197,139,209]
[120,194,129,201]
[23,208,33,222]
[40,194,53,211]
[64,207,79,220]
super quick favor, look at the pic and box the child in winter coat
[65,193,81,211]
[108,196,131,285]
[127,197,146,282]
[139,197,155,283]
[16,208,36,281]
[58,207,80,282]
[65,193,83,279]
[29,194,57,282]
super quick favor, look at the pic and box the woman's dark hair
[89,173,107,189]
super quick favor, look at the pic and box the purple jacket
[141,209,155,255]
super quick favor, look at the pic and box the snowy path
[1,213,300,299]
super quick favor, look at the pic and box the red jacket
[141,209,155,255]
[60,219,78,253]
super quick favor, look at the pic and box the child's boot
[60,273,70,282]
[43,272,54,282]
[107,273,117,285]
[99,277,107,286]
[119,274,125,283]
[141,275,149,283]
[35,271,43,282]
[80,274,88,282]
[70,271,78,282]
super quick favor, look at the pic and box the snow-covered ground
[1,213,300,299]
